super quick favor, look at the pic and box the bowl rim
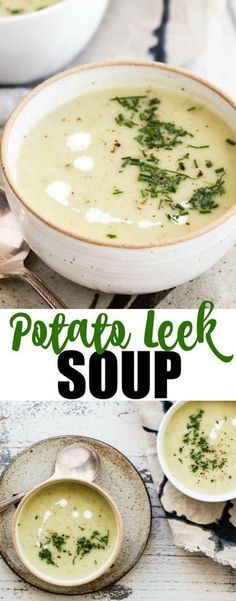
[12,475,123,587]
[1,59,236,250]
[157,400,236,503]
[0,0,69,23]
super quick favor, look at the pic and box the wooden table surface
[1,400,236,601]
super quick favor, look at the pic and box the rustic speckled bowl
[1,61,236,293]
[0,435,152,594]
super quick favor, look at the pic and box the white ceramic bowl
[157,401,236,503]
[0,0,108,84]
[1,61,236,293]
[12,477,123,587]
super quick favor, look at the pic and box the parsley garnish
[113,187,123,195]
[51,533,69,552]
[111,94,227,224]
[74,530,109,562]
[112,95,192,149]
[39,548,57,566]
[188,144,210,149]
[115,113,137,128]
[111,95,147,112]
[189,175,225,213]
[226,138,236,146]
[122,154,192,198]
[178,409,227,475]
[136,120,190,150]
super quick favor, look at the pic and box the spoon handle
[0,490,29,512]
[19,268,68,309]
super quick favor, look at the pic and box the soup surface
[16,86,236,245]
[0,0,60,16]
[163,401,236,496]
[16,481,118,582]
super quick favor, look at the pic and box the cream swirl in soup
[15,481,119,583]
[16,87,236,245]
[163,401,236,496]
[0,0,60,16]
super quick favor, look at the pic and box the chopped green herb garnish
[39,548,57,566]
[74,530,109,561]
[176,409,228,476]
[188,144,210,149]
[51,533,69,552]
[113,187,123,195]
[179,152,189,160]
[115,113,137,128]
[112,95,192,149]
[136,120,191,150]
[122,154,191,199]
[167,213,187,224]
[91,530,109,547]
[110,94,227,225]
[189,175,224,213]
[111,95,147,112]
[75,537,93,558]
[226,138,236,146]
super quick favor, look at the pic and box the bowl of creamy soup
[157,401,236,502]
[1,61,236,293]
[12,478,123,587]
[0,0,108,84]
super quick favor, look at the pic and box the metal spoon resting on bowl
[0,186,67,308]
[0,443,101,512]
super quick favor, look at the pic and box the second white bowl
[0,0,108,84]
[157,401,236,503]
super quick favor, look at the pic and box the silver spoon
[0,443,101,512]
[0,185,67,308]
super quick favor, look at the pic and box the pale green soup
[16,86,236,245]
[163,401,236,496]
[16,481,118,583]
[0,0,60,16]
